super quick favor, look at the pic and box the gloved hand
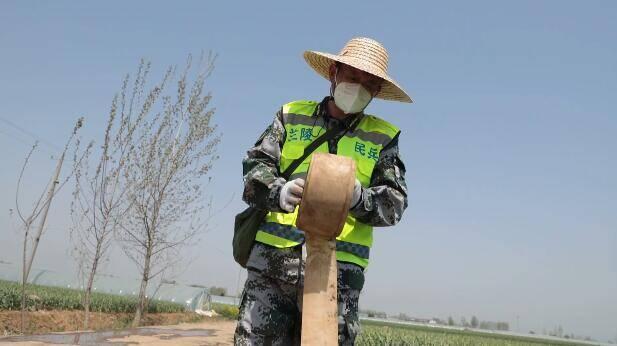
[350,179,363,209]
[279,178,305,212]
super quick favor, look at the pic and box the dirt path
[0,319,236,345]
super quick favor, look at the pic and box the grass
[0,279,184,313]
[211,303,239,320]
[357,320,591,346]
[5,280,589,346]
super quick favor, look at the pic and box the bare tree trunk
[83,288,91,329]
[20,154,64,334]
[14,119,83,335]
[20,220,31,334]
[24,152,65,279]
[82,241,102,329]
[132,243,152,327]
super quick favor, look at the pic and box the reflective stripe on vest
[260,222,370,259]
[254,100,399,268]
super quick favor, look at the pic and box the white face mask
[332,66,373,114]
[333,82,372,114]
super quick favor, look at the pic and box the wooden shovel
[297,152,356,346]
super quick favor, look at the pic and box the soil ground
[0,310,236,345]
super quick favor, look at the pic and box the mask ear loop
[313,76,336,138]
[319,64,341,137]
[329,65,339,98]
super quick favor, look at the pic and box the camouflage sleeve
[349,133,408,226]
[242,109,288,212]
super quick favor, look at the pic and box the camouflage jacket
[242,96,408,227]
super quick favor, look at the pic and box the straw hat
[303,37,412,103]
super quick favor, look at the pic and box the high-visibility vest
[254,100,399,268]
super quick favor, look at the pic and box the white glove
[279,178,305,212]
[351,179,363,209]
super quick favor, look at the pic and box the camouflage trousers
[234,242,366,345]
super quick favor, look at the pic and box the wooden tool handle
[301,233,338,345]
[298,152,356,346]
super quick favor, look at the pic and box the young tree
[396,313,411,321]
[460,317,469,327]
[118,53,220,327]
[471,315,479,328]
[14,118,84,333]
[496,322,510,331]
[447,316,455,326]
[70,60,154,329]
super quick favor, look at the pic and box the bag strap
[280,113,362,180]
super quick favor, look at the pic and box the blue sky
[1,0,616,341]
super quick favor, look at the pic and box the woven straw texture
[304,37,412,103]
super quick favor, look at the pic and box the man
[235,37,412,345]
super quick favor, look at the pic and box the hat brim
[303,50,413,103]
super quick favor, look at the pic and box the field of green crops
[0,279,184,313]
[356,320,590,346]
